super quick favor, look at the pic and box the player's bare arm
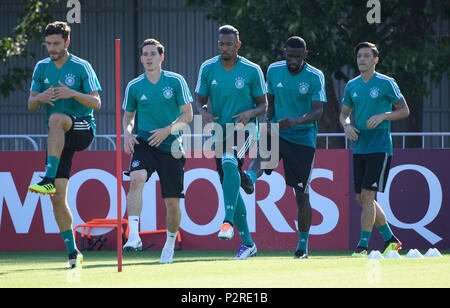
[233,94,268,126]
[195,93,218,125]
[278,100,323,130]
[28,89,56,111]
[366,97,409,129]
[123,110,139,155]
[340,104,360,141]
[148,103,193,148]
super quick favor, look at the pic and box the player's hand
[278,118,297,130]
[344,124,360,141]
[53,81,75,100]
[148,127,171,148]
[124,132,139,155]
[201,109,219,126]
[366,114,386,129]
[38,86,56,106]
[233,110,253,128]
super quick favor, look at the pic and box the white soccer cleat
[123,236,142,251]
[159,247,175,264]
[234,245,257,260]
[218,223,234,240]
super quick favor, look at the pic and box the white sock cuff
[128,216,140,236]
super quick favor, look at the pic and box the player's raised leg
[28,113,72,195]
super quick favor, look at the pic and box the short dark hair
[218,25,239,40]
[44,21,71,41]
[140,38,164,55]
[285,36,306,49]
[355,42,379,57]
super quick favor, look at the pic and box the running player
[247,36,326,259]
[195,25,267,259]
[122,39,193,264]
[27,21,102,268]
[340,42,409,257]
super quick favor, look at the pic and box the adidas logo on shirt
[371,182,378,188]
[277,82,283,88]
[44,78,50,84]
[140,94,148,101]
[212,80,218,85]
[353,92,357,97]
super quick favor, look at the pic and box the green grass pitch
[0,250,449,288]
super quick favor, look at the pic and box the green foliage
[187,0,449,99]
[0,0,62,98]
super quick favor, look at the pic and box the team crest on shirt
[235,77,245,89]
[64,74,76,87]
[298,82,309,94]
[163,87,174,99]
[370,87,380,99]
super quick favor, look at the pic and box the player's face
[141,45,163,72]
[218,33,240,61]
[45,34,68,62]
[285,47,306,73]
[357,47,378,72]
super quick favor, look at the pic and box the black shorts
[353,153,391,193]
[125,138,186,199]
[51,115,94,179]
[214,130,255,183]
[263,136,315,193]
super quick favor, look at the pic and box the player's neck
[361,69,376,82]
[221,56,239,72]
[53,51,70,69]
[146,68,162,84]
[288,61,305,76]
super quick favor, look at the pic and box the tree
[187,0,450,147]
[0,0,62,98]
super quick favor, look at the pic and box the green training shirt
[342,72,404,155]
[195,55,266,141]
[30,53,102,134]
[266,61,327,149]
[123,70,193,153]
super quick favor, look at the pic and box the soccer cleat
[294,249,308,259]
[234,245,257,260]
[382,236,402,257]
[28,177,56,196]
[218,222,234,240]
[159,247,175,264]
[239,169,254,195]
[123,236,143,251]
[68,249,83,269]
[352,246,368,258]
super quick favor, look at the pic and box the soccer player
[122,39,193,264]
[340,42,409,257]
[247,36,326,259]
[195,25,267,259]
[27,22,102,268]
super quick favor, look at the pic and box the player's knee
[48,113,68,129]
[360,190,375,206]
[355,194,363,205]
[50,192,65,207]
[129,173,146,190]
[165,198,180,212]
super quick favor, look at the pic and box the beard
[49,49,66,62]
[287,63,301,73]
